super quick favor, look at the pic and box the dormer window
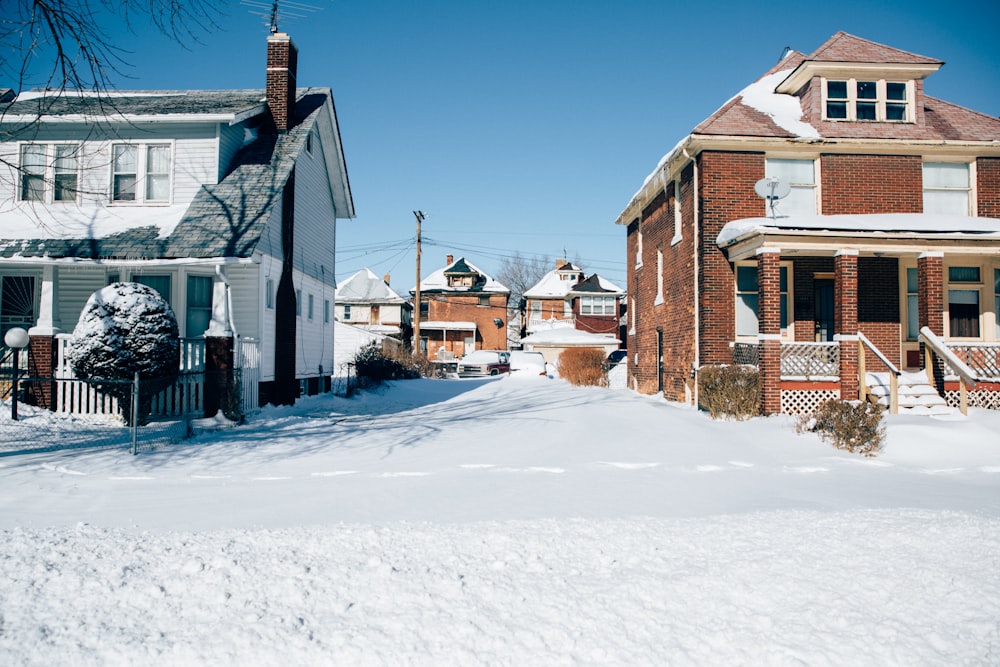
[824,79,911,122]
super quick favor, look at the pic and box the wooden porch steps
[865,370,957,416]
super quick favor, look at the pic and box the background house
[412,255,510,357]
[521,260,625,340]
[0,31,354,415]
[335,268,412,345]
[616,32,1000,414]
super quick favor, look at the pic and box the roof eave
[775,61,943,94]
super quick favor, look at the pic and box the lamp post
[4,327,30,421]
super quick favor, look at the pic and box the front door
[814,280,834,342]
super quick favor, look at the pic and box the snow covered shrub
[67,282,180,425]
[698,365,760,420]
[352,342,420,386]
[559,347,607,387]
[796,399,884,457]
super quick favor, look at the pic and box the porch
[732,337,1000,414]
[716,212,1000,415]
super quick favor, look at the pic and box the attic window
[306,132,313,154]
[824,79,911,122]
[448,275,473,288]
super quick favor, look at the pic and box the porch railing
[858,332,901,414]
[920,327,979,416]
[942,342,1000,381]
[780,342,839,379]
[731,341,839,379]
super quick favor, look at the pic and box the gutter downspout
[683,146,699,408]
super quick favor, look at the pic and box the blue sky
[20,0,1000,290]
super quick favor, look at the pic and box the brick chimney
[266,32,298,132]
[446,254,454,265]
[383,273,390,286]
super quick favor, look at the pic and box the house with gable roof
[412,254,510,358]
[616,32,1000,415]
[522,260,624,339]
[0,30,353,415]
[335,268,412,342]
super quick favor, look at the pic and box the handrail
[919,327,978,416]
[857,332,900,414]
[919,327,979,389]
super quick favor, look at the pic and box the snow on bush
[67,282,180,423]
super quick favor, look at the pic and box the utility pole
[413,210,425,356]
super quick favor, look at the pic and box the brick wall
[978,157,1000,218]
[821,154,922,214]
[626,162,700,400]
[425,292,509,351]
[858,257,901,366]
[699,152,765,367]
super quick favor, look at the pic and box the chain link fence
[1,374,193,457]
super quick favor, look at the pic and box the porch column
[26,265,62,410]
[917,252,945,389]
[757,249,782,415]
[834,250,859,401]
[204,271,236,418]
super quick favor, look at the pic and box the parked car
[457,350,511,377]
[509,350,550,378]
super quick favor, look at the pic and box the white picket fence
[55,335,207,418]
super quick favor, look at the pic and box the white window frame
[923,162,973,216]
[324,299,330,324]
[307,293,314,321]
[265,278,274,310]
[343,304,351,321]
[110,142,173,204]
[823,79,913,122]
[735,261,792,340]
[670,181,683,246]
[765,157,817,217]
[635,221,643,269]
[945,264,983,340]
[18,143,81,204]
[654,246,664,305]
[295,289,302,317]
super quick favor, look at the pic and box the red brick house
[413,255,510,357]
[521,261,624,339]
[616,32,1000,414]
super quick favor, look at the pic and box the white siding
[1,122,219,208]
[56,271,108,329]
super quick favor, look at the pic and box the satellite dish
[754,177,792,218]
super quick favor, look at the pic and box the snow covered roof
[336,269,408,304]
[418,321,477,331]
[2,89,268,123]
[524,266,583,298]
[615,32,1000,227]
[415,257,509,294]
[520,327,620,346]
[717,213,1000,247]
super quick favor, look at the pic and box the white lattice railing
[780,342,839,379]
[943,342,1000,381]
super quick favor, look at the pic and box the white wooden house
[0,31,354,414]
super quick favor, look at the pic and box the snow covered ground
[2,377,999,665]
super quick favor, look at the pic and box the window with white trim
[344,304,351,320]
[324,299,330,324]
[265,278,274,309]
[19,143,79,203]
[947,265,981,338]
[824,79,911,122]
[635,222,643,268]
[307,293,314,320]
[765,158,816,217]
[295,289,302,317]
[735,263,789,338]
[906,267,919,341]
[186,275,213,338]
[581,295,616,315]
[923,162,971,215]
[111,143,171,203]
[671,181,683,245]
[654,246,664,305]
